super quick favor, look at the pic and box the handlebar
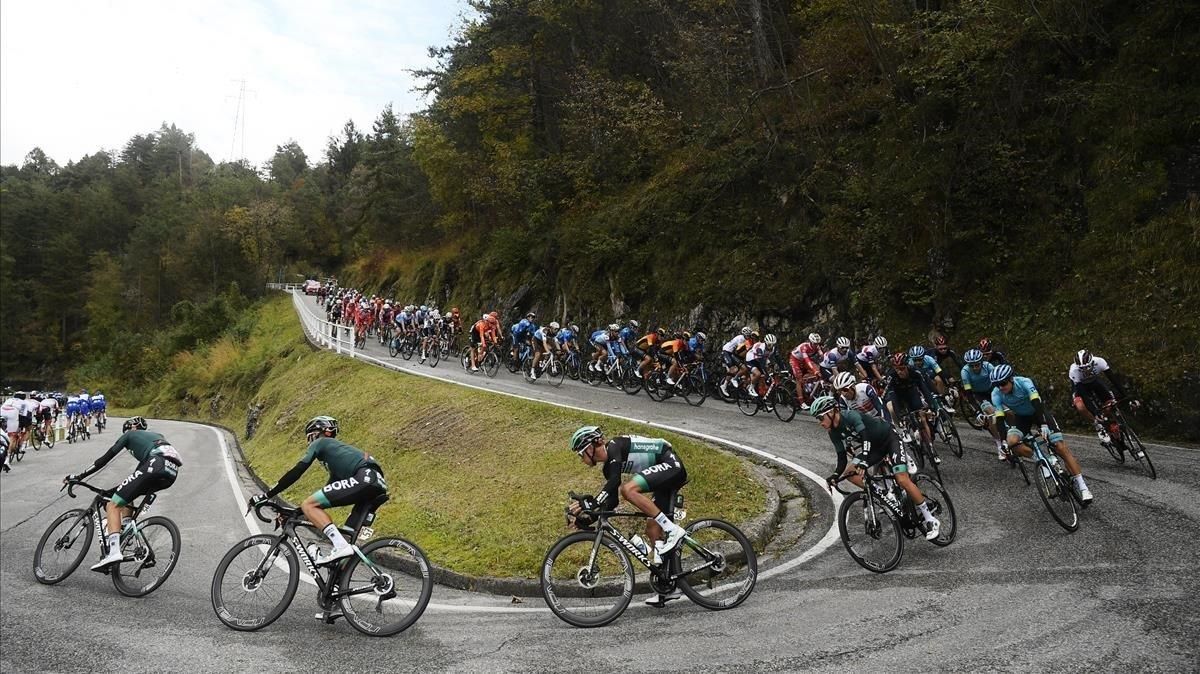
[61,479,113,500]
[247,499,301,524]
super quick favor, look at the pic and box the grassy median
[127,296,767,579]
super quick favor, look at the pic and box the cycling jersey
[93,430,183,466]
[687,335,705,356]
[660,338,687,356]
[1068,357,1110,385]
[596,436,686,514]
[91,394,106,410]
[39,397,59,414]
[0,399,18,436]
[909,354,943,380]
[78,398,91,415]
[931,348,962,372]
[533,327,557,343]
[885,369,937,413]
[990,375,1042,417]
[826,409,904,475]
[66,397,80,416]
[856,345,879,367]
[960,362,995,394]
[790,341,822,363]
[840,382,890,422]
[590,329,609,345]
[745,342,770,363]
[618,326,637,350]
[722,335,749,354]
[556,328,577,347]
[821,348,851,370]
[635,332,662,352]
[513,319,536,339]
[301,437,380,482]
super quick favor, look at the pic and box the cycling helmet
[486,314,499,325]
[874,336,888,349]
[979,337,993,354]
[750,331,761,340]
[1073,349,1094,369]
[628,320,639,329]
[809,395,838,417]
[907,345,926,359]
[304,415,339,438]
[569,323,579,332]
[682,331,692,340]
[14,391,25,400]
[482,313,490,321]
[420,305,428,312]
[741,327,752,337]
[526,312,536,320]
[891,352,907,367]
[608,323,619,332]
[836,336,851,349]
[808,332,822,344]
[490,311,499,319]
[694,332,707,342]
[122,416,148,432]
[764,334,778,345]
[451,307,460,315]
[549,321,560,330]
[990,364,1014,384]
[963,348,984,364]
[570,425,603,454]
[832,372,857,391]
[655,327,667,337]
[934,335,948,348]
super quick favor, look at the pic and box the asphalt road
[1,297,1196,672]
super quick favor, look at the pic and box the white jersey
[67,395,80,407]
[845,383,883,417]
[0,398,19,431]
[745,342,770,362]
[19,398,39,416]
[79,393,91,404]
[39,397,59,413]
[1068,357,1110,384]
[722,335,748,353]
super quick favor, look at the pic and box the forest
[1,0,1196,439]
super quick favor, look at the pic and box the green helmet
[570,425,603,454]
[809,395,838,418]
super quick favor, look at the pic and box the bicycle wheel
[1011,455,1031,486]
[922,441,943,484]
[30,430,43,451]
[388,340,400,358]
[938,413,964,458]
[505,350,521,374]
[401,337,415,361]
[681,373,708,407]
[459,346,472,371]
[547,359,566,387]
[428,342,441,367]
[676,519,756,610]
[912,474,957,546]
[837,492,903,573]
[619,364,643,395]
[540,531,634,628]
[771,386,796,422]
[211,534,300,631]
[32,508,93,584]
[1034,462,1079,532]
[43,428,55,449]
[338,537,434,637]
[1122,423,1156,479]
[1104,438,1125,463]
[483,349,501,378]
[111,516,181,597]
[736,390,760,417]
[644,372,669,402]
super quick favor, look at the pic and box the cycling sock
[107,532,120,552]
[323,524,349,550]
[916,501,936,523]
[654,512,681,532]
[1073,474,1087,491]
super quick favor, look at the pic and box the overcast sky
[0,0,468,167]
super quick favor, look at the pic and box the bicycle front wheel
[33,508,93,585]
[547,359,566,387]
[837,492,903,573]
[939,414,964,458]
[1034,463,1079,532]
[540,531,634,628]
[1122,423,1157,480]
[736,390,760,416]
[111,516,181,597]
[771,387,796,422]
[483,350,501,378]
[338,537,434,637]
[211,535,300,631]
[913,474,957,546]
[676,519,757,610]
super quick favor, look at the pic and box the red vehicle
[303,279,320,295]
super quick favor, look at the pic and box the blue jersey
[92,395,107,410]
[513,319,536,338]
[688,336,705,355]
[909,354,941,377]
[618,327,637,348]
[66,400,80,416]
[78,399,91,414]
[960,362,995,394]
[557,328,577,346]
[991,375,1041,417]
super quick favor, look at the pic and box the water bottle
[630,535,649,559]
[306,543,321,561]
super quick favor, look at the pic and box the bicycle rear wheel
[837,492,903,573]
[1034,462,1079,532]
[211,534,300,631]
[619,363,643,395]
[681,373,707,407]
[676,519,756,610]
[388,340,400,358]
[111,516,181,597]
[338,537,434,637]
[913,474,957,546]
[459,346,472,371]
[43,428,55,449]
[32,508,93,584]
[428,342,441,367]
[540,531,634,628]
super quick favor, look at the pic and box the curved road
[1,296,1196,671]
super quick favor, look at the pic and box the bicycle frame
[250,516,393,608]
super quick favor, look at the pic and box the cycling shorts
[112,455,180,507]
[630,451,688,515]
[967,390,996,415]
[856,432,908,475]
[38,409,53,422]
[747,357,767,373]
[1071,380,1114,415]
[470,325,484,346]
[888,387,926,418]
[313,465,388,508]
[1005,412,1064,444]
[17,414,32,430]
[721,351,740,369]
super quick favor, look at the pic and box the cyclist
[812,396,940,541]
[687,330,707,363]
[557,322,580,363]
[250,416,388,571]
[378,302,394,345]
[719,328,755,398]
[63,416,183,571]
[745,334,778,398]
[1068,350,1141,449]
[856,342,886,386]
[1,395,20,465]
[819,337,854,382]
[872,336,891,362]
[91,391,106,430]
[467,313,492,372]
[789,333,824,409]
[511,312,538,364]
[659,331,695,388]
[65,393,81,434]
[907,345,953,411]
[979,337,1008,366]
[0,418,9,473]
[618,320,640,361]
[634,327,665,380]
[567,425,688,608]
[588,324,619,374]
[77,392,91,434]
[990,364,1093,504]
[930,335,963,374]
[15,392,36,451]
[447,307,463,347]
[884,353,940,460]
[832,371,891,422]
[529,322,561,380]
[39,393,59,442]
[960,349,1007,460]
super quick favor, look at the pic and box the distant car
[303,280,320,295]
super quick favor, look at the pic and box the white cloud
[0,0,467,167]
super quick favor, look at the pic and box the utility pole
[227,79,256,163]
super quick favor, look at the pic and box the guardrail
[270,287,363,358]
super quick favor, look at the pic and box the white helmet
[482,313,490,320]
[741,327,752,337]
[694,331,707,342]
[628,319,639,329]
[874,336,888,349]
[549,321,560,330]
[764,334,778,345]
[832,372,857,391]
[808,332,822,344]
[836,336,851,349]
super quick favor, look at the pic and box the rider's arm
[595,461,622,510]
[76,432,130,479]
[866,386,891,423]
[828,431,849,475]
[265,443,321,498]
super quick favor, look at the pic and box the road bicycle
[94,409,107,433]
[507,341,532,375]
[644,360,709,407]
[460,343,502,377]
[562,347,584,381]
[735,370,797,422]
[31,423,55,450]
[1018,428,1085,532]
[931,406,964,460]
[830,453,957,573]
[1092,398,1156,479]
[67,415,91,444]
[33,479,181,597]
[898,410,941,483]
[211,497,433,637]
[388,331,419,360]
[525,348,566,387]
[541,491,756,628]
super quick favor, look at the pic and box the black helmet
[304,415,339,439]
[122,416,148,432]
